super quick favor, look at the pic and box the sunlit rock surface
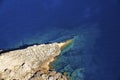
[0,40,72,80]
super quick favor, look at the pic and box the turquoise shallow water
[0,0,120,80]
[51,26,100,80]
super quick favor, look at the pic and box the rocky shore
[0,40,73,80]
[29,70,68,80]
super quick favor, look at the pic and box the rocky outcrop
[29,70,68,80]
[0,40,73,80]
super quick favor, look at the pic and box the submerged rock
[0,39,73,80]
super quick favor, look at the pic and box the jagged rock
[0,40,73,80]
[29,70,68,80]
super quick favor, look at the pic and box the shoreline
[0,39,73,80]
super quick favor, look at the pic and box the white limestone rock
[0,40,73,80]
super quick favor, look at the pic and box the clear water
[0,0,120,80]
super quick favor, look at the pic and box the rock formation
[0,40,73,80]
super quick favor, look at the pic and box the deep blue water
[0,0,120,80]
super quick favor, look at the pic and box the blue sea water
[0,0,120,80]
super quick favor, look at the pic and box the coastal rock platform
[0,40,73,80]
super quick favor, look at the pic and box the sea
[0,0,120,80]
